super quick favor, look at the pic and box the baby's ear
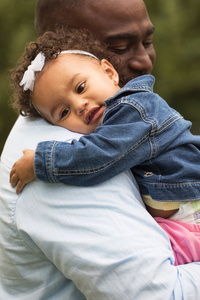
[100,59,119,84]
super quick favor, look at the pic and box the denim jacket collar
[106,74,155,105]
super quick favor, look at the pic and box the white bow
[20,50,99,92]
[20,52,45,92]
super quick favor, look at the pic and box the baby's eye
[77,82,85,94]
[61,107,70,119]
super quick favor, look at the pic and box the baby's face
[32,54,119,134]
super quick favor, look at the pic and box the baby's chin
[80,128,95,135]
[71,126,95,135]
[66,119,102,135]
[80,122,102,135]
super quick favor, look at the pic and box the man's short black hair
[35,0,86,35]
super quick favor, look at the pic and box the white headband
[20,50,99,92]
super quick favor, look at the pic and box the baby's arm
[10,149,35,194]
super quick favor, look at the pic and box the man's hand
[10,149,36,194]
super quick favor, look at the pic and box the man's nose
[128,46,154,74]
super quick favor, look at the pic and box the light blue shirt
[0,116,200,299]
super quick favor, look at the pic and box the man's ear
[100,59,119,85]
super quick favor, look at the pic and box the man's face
[36,0,156,86]
[81,0,156,86]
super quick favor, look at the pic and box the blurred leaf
[146,0,200,134]
[0,0,37,153]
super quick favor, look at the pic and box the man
[35,0,156,87]
[0,0,200,299]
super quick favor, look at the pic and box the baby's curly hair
[10,26,109,118]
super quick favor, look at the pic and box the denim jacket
[35,75,200,202]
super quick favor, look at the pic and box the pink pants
[155,217,200,266]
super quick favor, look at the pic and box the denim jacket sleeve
[34,87,189,186]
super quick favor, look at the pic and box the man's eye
[143,42,153,47]
[107,45,131,55]
[77,82,85,94]
[143,38,153,48]
[61,108,70,119]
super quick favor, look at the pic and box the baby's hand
[10,149,35,194]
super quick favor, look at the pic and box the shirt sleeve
[17,171,200,300]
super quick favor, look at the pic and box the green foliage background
[1,0,200,153]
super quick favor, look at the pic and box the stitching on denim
[112,87,152,101]
[149,134,157,158]
[105,97,183,135]
[52,133,150,176]
[50,141,57,183]
[106,96,158,159]
[149,135,154,158]
[138,180,200,187]
[156,115,183,134]
[105,96,157,132]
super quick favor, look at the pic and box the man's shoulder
[1,116,82,167]
[13,116,82,146]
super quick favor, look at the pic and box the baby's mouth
[85,106,104,125]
